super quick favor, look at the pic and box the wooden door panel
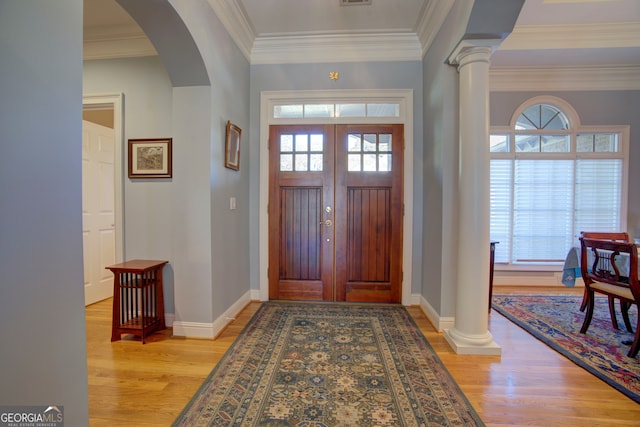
[269,125,334,301]
[336,124,403,303]
[280,187,322,281]
[347,187,391,283]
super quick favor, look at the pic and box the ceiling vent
[340,0,372,5]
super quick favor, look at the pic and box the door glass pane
[348,134,361,152]
[310,134,324,151]
[378,154,391,171]
[280,154,293,171]
[281,134,293,152]
[363,154,377,171]
[295,134,308,152]
[310,154,323,171]
[295,154,308,171]
[348,154,361,171]
[363,134,376,151]
[378,134,392,152]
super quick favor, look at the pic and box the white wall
[0,1,89,424]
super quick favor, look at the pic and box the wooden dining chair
[578,232,630,330]
[579,236,640,358]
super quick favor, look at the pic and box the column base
[443,327,502,356]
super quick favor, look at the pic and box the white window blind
[513,159,574,262]
[574,159,622,242]
[490,159,512,264]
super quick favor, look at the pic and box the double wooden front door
[268,124,403,303]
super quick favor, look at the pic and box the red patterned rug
[173,302,484,426]
[492,294,639,403]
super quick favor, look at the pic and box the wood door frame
[259,89,414,305]
[83,93,125,265]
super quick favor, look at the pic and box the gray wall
[0,0,89,424]
[491,90,640,239]
[83,57,176,311]
[248,61,425,294]
[421,0,475,316]
[84,0,251,328]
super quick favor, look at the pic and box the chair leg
[580,288,589,312]
[608,296,620,330]
[580,290,595,334]
[620,301,633,333]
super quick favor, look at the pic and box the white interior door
[82,119,116,305]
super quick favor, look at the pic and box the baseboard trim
[418,295,455,332]
[172,290,254,339]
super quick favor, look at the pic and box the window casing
[490,97,629,268]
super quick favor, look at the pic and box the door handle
[320,219,333,227]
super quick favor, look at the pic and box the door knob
[320,219,332,227]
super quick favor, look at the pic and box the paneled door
[268,124,403,303]
[82,120,116,305]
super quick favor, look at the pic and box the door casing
[259,89,414,305]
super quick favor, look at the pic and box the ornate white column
[444,44,501,355]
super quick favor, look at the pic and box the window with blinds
[490,99,627,266]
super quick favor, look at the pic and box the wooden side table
[106,260,168,343]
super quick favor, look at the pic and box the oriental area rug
[173,302,484,426]
[492,294,640,403]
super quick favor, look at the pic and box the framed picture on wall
[128,138,172,178]
[225,121,241,171]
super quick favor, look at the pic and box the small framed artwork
[128,138,172,178]
[225,121,241,171]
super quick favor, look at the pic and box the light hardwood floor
[86,286,640,426]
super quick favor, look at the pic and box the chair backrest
[579,236,640,302]
[580,231,629,242]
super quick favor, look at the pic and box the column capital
[447,39,500,67]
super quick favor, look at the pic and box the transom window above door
[273,102,400,119]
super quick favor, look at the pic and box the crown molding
[250,33,422,65]
[206,0,255,61]
[416,0,454,58]
[500,22,640,50]
[490,65,640,91]
[83,24,157,60]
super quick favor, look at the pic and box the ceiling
[83,0,640,69]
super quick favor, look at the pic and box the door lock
[320,219,333,227]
